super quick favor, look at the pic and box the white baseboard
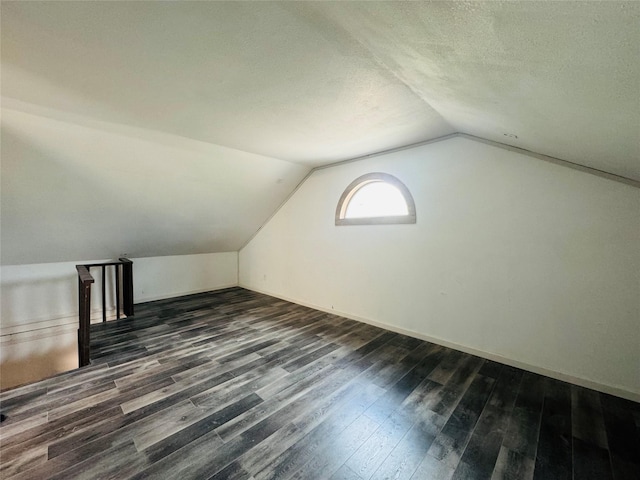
[135,283,238,304]
[239,283,640,403]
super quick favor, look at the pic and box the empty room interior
[1,2,639,479]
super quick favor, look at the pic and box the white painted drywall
[0,252,237,389]
[240,136,640,399]
[1,104,309,265]
[132,253,237,303]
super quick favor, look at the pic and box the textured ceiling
[3,1,638,179]
[1,1,639,265]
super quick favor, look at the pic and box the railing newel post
[76,265,94,367]
[115,264,120,320]
[120,258,134,317]
[102,265,106,323]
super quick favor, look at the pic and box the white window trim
[335,172,416,226]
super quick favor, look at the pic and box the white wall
[132,253,237,303]
[0,252,237,389]
[1,103,309,265]
[240,136,640,400]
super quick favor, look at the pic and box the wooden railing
[76,258,133,367]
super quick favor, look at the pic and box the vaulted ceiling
[1,1,638,264]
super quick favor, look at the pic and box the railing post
[101,265,106,323]
[120,258,134,317]
[115,264,121,320]
[76,265,94,368]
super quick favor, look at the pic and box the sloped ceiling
[1,1,639,264]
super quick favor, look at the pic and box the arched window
[335,173,416,226]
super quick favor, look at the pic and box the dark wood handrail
[76,258,133,367]
[76,265,94,283]
[81,261,131,267]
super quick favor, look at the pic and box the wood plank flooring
[1,287,639,480]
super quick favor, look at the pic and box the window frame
[335,172,416,226]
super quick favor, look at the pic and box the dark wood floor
[1,288,639,480]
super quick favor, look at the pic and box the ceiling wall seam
[7,99,631,187]
[239,132,639,253]
[458,134,640,189]
[313,133,461,172]
[0,98,309,169]
[238,168,316,253]
[315,132,640,188]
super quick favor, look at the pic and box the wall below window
[0,252,237,389]
[239,136,640,401]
